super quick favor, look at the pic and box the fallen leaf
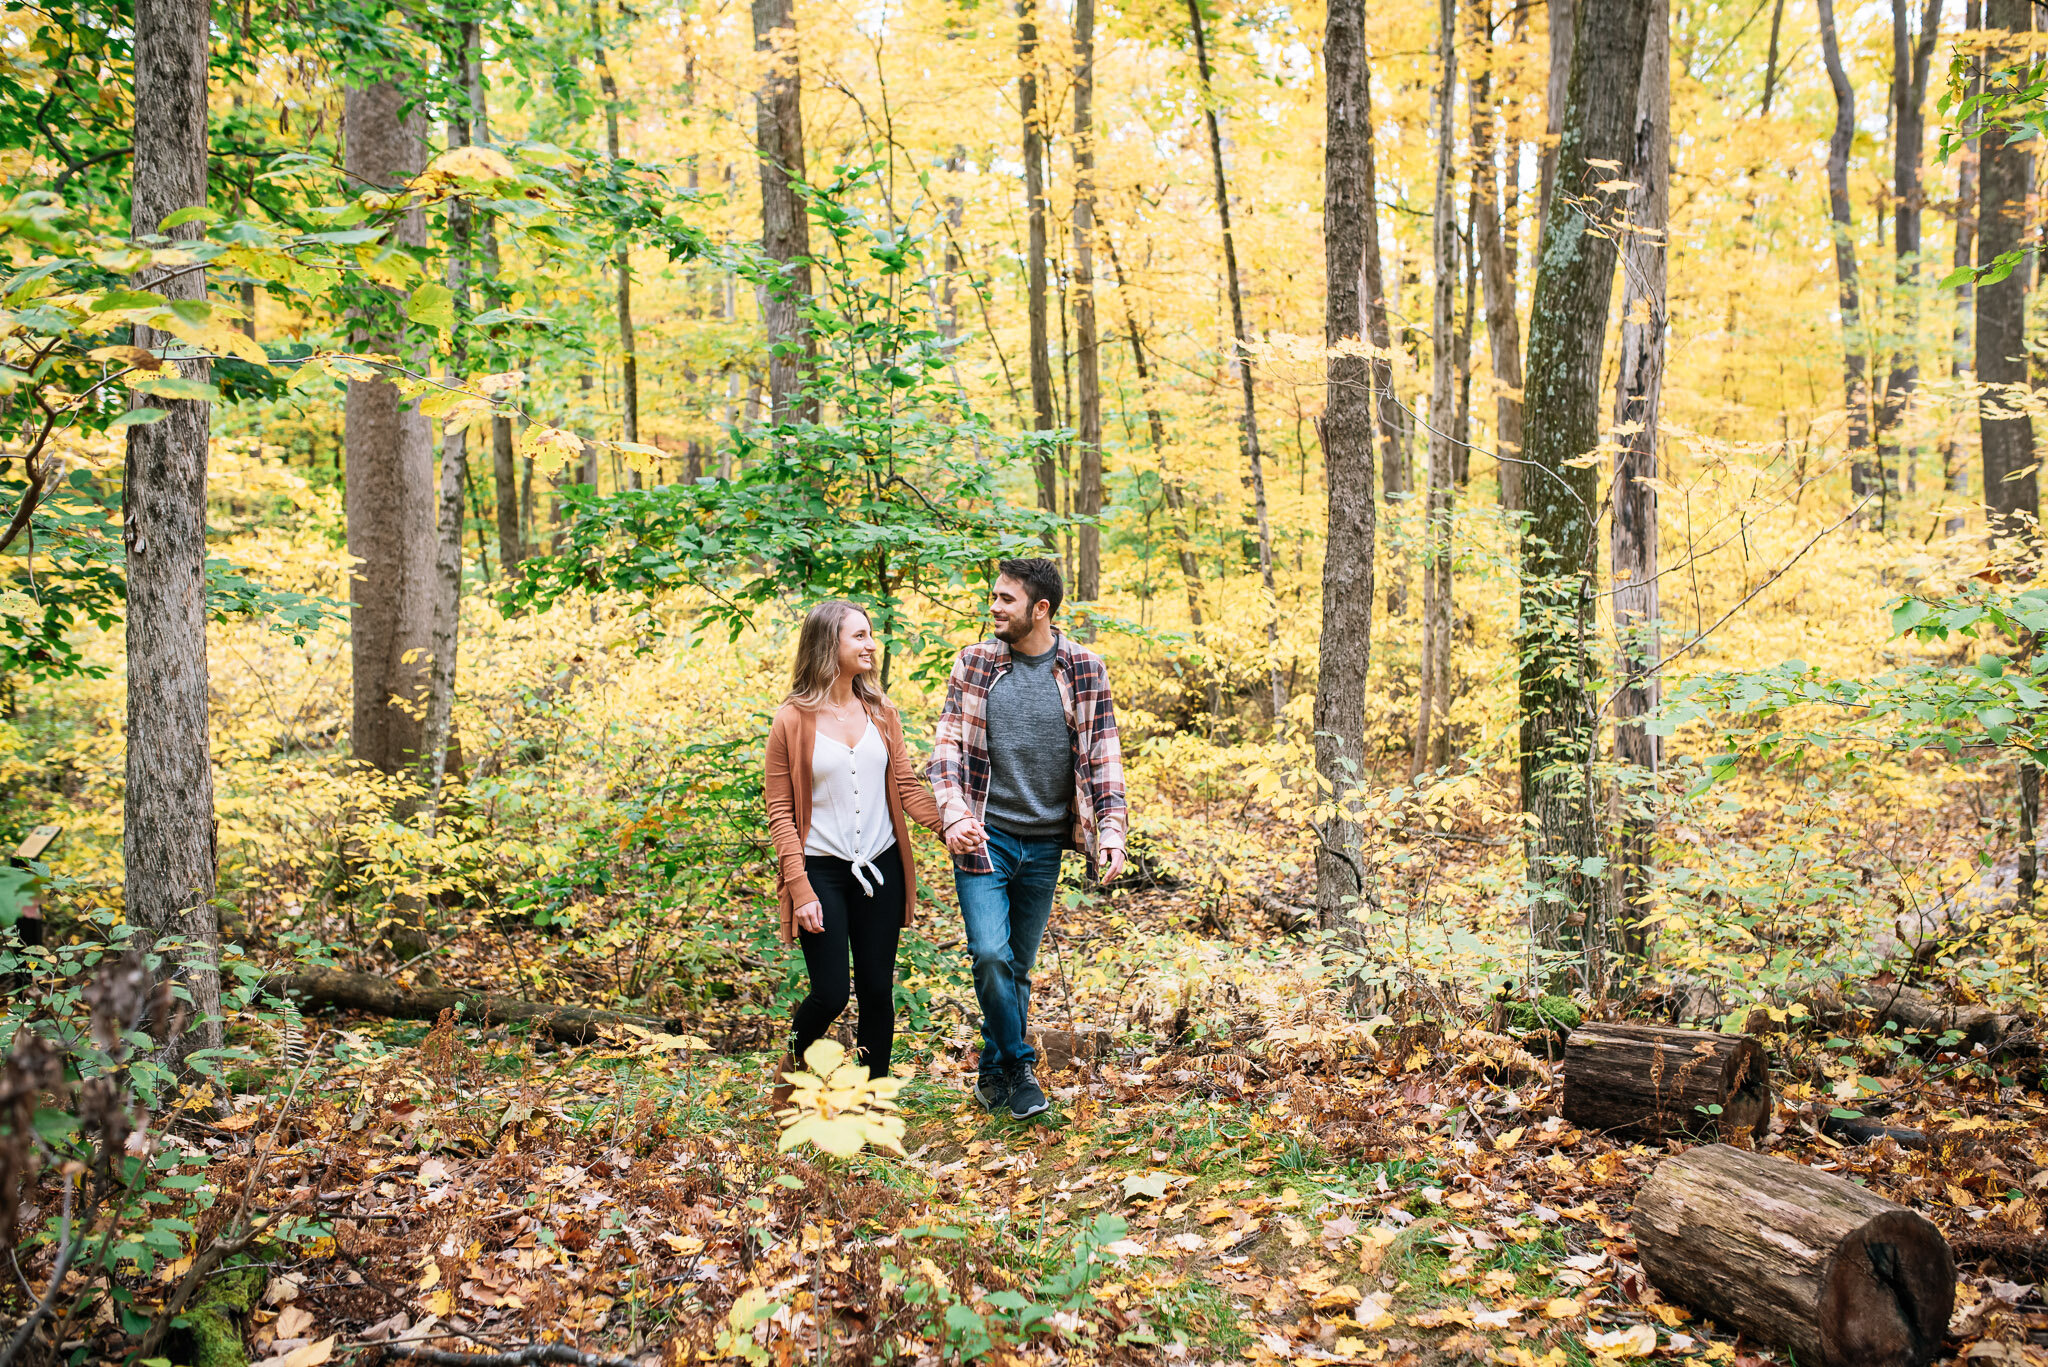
[1543,1296,1584,1319]
[275,1305,314,1340]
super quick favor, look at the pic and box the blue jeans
[956,826,1064,1071]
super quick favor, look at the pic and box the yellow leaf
[418,1257,441,1291]
[1494,1125,1526,1152]
[425,145,517,180]
[1543,1296,1584,1319]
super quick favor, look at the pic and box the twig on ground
[381,1342,646,1367]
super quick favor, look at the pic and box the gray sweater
[982,645,1074,840]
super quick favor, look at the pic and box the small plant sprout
[774,1039,907,1158]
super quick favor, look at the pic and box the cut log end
[1820,1209,1955,1367]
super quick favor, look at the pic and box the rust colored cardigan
[764,700,944,944]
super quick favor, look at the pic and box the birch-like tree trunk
[345,84,435,777]
[1188,0,1285,726]
[424,23,478,831]
[1817,0,1877,513]
[1021,0,1057,518]
[1944,0,1982,536]
[1073,0,1103,613]
[1610,0,1667,962]
[1977,0,2037,540]
[1518,0,1652,973]
[463,51,522,574]
[1415,0,1458,779]
[127,0,222,1066]
[753,0,814,424]
[1317,0,1379,929]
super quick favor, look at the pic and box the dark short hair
[998,557,1063,618]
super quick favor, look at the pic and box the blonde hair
[783,599,892,712]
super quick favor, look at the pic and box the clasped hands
[942,817,1125,883]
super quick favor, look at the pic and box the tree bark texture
[1609,0,1667,956]
[1021,0,1058,516]
[1817,0,1878,514]
[753,0,815,426]
[591,0,640,467]
[1761,0,1788,112]
[1188,0,1285,725]
[1518,0,1651,966]
[1315,0,1378,930]
[1876,0,1943,504]
[345,85,435,778]
[127,0,223,1066]
[1561,1022,1769,1140]
[1537,0,1575,232]
[467,44,524,573]
[1073,0,1103,610]
[1415,0,1457,779]
[1471,10,1525,514]
[1349,50,1404,607]
[1633,1144,1955,1367]
[1977,0,2036,539]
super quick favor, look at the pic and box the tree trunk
[591,0,640,471]
[753,0,814,425]
[424,25,477,831]
[1073,0,1103,615]
[275,968,680,1046]
[1316,0,1378,930]
[2021,760,2039,906]
[1021,0,1058,519]
[1188,0,1285,726]
[345,84,436,777]
[1537,0,1575,231]
[1518,0,1651,973]
[1761,0,1788,112]
[1944,0,1981,538]
[1415,0,1457,780]
[1818,0,1878,514]
[127,0,222,1067]
[1561,1022,1769,1140]
[1610,0,1667,961]
[1471,14,1525,514]
[1634,1144,1955,1367]
[1355,46,1404,617]
[1977,0,2036,540]
[1875,0,1944,519]
[466,47,522,575]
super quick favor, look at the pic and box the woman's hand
[793,899,825,934]
[944,818,987,857]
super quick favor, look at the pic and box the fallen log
[1561,1022,1770,1141]
[266,969,680,1046]
[1634,1143,1954,1367]
[1854,985,2001,1050]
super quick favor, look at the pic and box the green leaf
[91,288,166,313]
[158,207,220,229]
[406,281,455,330]
[135,374,220,403]
[1891,597,1931,634]
[107,407,170,433]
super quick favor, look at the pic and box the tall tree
[1187,0,1284,724]
[1316,0,1379,929]
[592,0,641,466]
[753,0,814,424]
[468,48,522,573]
[1518,0,1652,966]
[1817,0,1877,514]
[1760,0,1788,113]
[1415,0,1457,777]
[1943,0,1983,536]
[345,83,436,776]
[127,0,222,1065]
[1537,0,1575,230]
[1073,0,1103,612]
[424,23,478,827]
[1021,0,1058,516]
[1875,0,1944,499]
[1610,0,1668,958]
[1471,0,1525,513]
[1977,0,2037,540]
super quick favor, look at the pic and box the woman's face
[836,612,877,680]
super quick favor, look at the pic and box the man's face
[989,575,1042,643]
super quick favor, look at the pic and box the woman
[763,600,944,1103]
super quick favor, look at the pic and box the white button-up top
[802,719,897,895]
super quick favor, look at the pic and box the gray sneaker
[1006,1063,1049,1120]
[974,1061,1010,1111]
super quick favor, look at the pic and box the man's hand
[1098,844,1126,884]
[944,818,987,857]
[794,899,825,934]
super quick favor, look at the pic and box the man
[929,558,1127,1120]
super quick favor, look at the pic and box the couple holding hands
[763,558,1127,1121]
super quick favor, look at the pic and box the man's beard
[991,615,1026,643]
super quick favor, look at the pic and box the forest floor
[94,868,2048,1367]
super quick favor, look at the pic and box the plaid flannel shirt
[927,630,1127,876]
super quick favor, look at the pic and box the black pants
[792,850,904,1080]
